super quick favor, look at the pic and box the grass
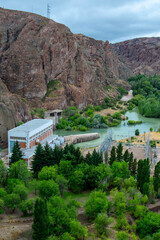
[46,79,62,97]
[63,191,91,204]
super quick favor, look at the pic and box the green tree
[116,143,123,162]
[59,160,73,178]
[38,166,58,181]
[38,180,59,200]
[95,213,112,235]
[20,198,36,216]
[9,160,31,185]
[84,191,108,220]
[48,197,73,236]
[136,211,160,238]
[153,161,160,192]
[10,141,23,165]
[137,159,150,193]
[70,220,88,240]
[112,161,130,179]
[32,198,49,240]
[13,184,28,201]
[123,149,130,162]
[0,199,5,214]
[61,233,75,240]
[116,231,129,240]
[4,193,21,212]
[32,143,45,177]
[109,146,116,165]
[0,160,8,186]
[135,129,140,136]
[56,175,68,197]
[69,170,85,193]
[128,152,134,173]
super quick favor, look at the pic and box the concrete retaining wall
[64,133,100,144]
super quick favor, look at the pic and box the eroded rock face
[112,37,160,75]
[0,8,131,110]
[0,79,31,147]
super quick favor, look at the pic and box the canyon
[1,7,160,146]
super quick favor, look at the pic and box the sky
[1,0,160,43]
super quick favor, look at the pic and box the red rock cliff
[0,8,131,110]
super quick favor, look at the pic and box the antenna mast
[47,4,51,19]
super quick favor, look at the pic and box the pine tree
[32,198,49,240]
[85,152,92,165]
[10,141,23,165]
[109,146,116,165]
[153,162,160,192]
[32,143,45,177]
[116,143,123,162]
[128,152,134,172]
[123,149,129,162]
[91,149,103,166]
[44,142,52,166]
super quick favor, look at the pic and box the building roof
[8,119,53,138]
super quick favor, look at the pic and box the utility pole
[47,4,51,19]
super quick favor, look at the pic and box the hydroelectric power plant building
[8,119,62,166]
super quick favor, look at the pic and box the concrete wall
[64,133,100,144]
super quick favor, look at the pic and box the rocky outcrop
[0,79,31,147]
[112,37,160,75]
[0,8,131,110]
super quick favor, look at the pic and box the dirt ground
[0,214,33,240]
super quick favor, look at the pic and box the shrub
[95,213,112,235]
[116,231,129,240]
[84,191,108,220]
[38,180,60,199]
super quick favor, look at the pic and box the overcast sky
[1,0,160,43]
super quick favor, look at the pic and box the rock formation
[0,79,31,148]
[112,37,160,76]
[0,8,131,111]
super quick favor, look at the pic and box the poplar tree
[131,158,137,176]
[153,161,160,192]
[128,152,134,172]
[116,143,123,162]
[137,158,150,193]
[123,149,129,162]
[32,198,49,240]
[10,141,23,165]
[109,146,116,165]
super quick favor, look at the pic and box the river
[54,108,160,149]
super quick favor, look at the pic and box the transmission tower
[47,4,51,19]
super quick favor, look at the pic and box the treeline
[1,141,160,239]
[128,74,160,117]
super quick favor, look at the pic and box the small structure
[45,109,63,125]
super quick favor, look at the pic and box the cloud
[3,0,160,43]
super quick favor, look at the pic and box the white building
[8,119,53,166]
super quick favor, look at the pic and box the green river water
[54,108,160,149]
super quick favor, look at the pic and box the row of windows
[10,136,26,141]
[29,125,53,141]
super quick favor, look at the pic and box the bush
[20,198,36,216]
[116,231,129,240]
[38,180,60,199]
[95,213,112,235]
[84,191,108,220]
[79,126,87,131]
